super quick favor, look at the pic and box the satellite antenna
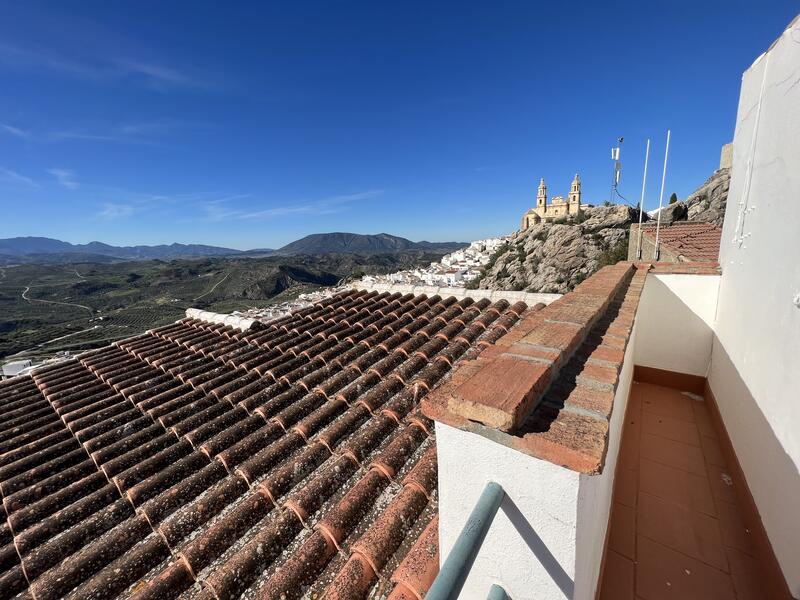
[610,137,623,203]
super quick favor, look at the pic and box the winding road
[193,272,229,301]
[21,286,93,312]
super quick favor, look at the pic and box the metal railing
[426,482,508,600]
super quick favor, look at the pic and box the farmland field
[0,252,441,359]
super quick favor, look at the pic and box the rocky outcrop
[477,167,730,295]
[685,168,730,226]
[476,205,637,294]
[651,168,730,227]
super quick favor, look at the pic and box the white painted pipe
[636,138,651,260]
[653,129,671,260]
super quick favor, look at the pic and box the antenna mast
[653,130,672,260]
[635,139,651,259]
[610,137,623,203]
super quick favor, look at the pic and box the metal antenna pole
[635,139,650,259]
[610,137,623,204]
[653,130,671,260]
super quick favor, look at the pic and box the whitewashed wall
[710,14,800,594]
[436,422,581,600]
[435,324,638,600]
[633,274,720,377]
[574,323,637,597]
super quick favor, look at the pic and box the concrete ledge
[349,282,561,306]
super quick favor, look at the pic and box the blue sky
[0,1,796,249]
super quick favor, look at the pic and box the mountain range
[268,232,463,255]
[0,233,465,264]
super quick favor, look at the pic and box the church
[520,173,585,229]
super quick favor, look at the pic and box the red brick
[588,332,626,350]
[546,382,616,419]
[516,410,610,473]
[449,356,552,431]
[480,343,559,365]
[583,344,625,367]
[604,323,632,339]
[576,362,618,391]
[504,343,560,364]
[519,321,583,354]
[541,300,605,326]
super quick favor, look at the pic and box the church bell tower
[568,173,581,211]
[537,177,547,209]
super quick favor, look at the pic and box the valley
[0,251,445,359]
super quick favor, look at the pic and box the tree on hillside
[669,192,678,204]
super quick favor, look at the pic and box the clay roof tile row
[639,221,722,262]
[0,288,523,599]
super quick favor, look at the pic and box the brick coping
[422,262,651,474]
[648,261,720,275]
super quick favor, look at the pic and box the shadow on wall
[634,276,717,377]
[501,494,575,598]
[708,336,800,598]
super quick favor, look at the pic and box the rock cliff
[650,168,730,227]
[475,205,637,294]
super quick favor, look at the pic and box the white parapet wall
[709,14,800,594]
[184,308,257,331]
[633,273,720,377]
[436,323,638,600]
[350,282,561,306]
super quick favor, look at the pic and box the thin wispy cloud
[1,123,31,139]
[1,120,205,146]
[0,167,40,189]
[0,42,211,91]
[199,190,384,222]
[114,61,195,88]
[97,202,136,220]
[48,168,79,189]
[49,130,146,144]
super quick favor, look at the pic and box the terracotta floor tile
[640,433,706,477]
[615,467,638,508]
[628,383,644,419]
[699,434,726,467]
[707,463,738,506]
[715,498,754,555]
[691,401,718,439]
[599,550,635,600]
[642,411,700,447]
[609,502,636,559]
[640,384,695,423]
[638,459,716,516]
[725,546,768,600]
[637,492,728,571]
[620,426,642,472]
[636,535,735,600]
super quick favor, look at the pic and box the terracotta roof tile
[639,221,722,262]
[0,288,520,598]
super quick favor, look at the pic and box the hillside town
[223,237,508,326]
[357,236,508,287]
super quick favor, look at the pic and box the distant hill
[0,237,242,263]
[0,233,465,264]
[273,232,466,255]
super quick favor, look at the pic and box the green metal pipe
[426,481,505,600]
[487,584,510,600]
